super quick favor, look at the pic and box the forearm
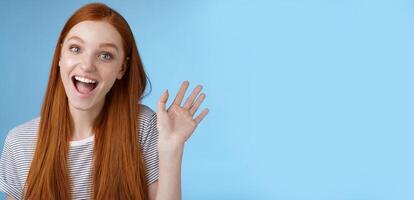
[154,81,208,199]
[156,142,184,200]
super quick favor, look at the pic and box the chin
[69,101,95,111]
[68,97,104,112]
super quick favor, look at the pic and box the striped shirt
[0,104,159,200]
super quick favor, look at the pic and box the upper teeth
[74,76,96,84]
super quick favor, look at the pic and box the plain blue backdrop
[1,0,413,199]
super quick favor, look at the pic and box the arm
[148,145,184,200]
[148,181,158,200]
[150,81,209,200]
[6,194,17,200]
[156,142,184,200]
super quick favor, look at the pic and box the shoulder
[137,104,157,130]
[5,117,40,147]
[137,104,158,149]
[138,104,156,120]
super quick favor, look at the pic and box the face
[59,20,127,112]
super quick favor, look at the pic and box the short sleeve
[0,132,23,199]
[141,111,159,185]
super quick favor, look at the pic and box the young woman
[0,3,208,200]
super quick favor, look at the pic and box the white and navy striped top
[0,104,159,200]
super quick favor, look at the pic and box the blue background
[1,0,413,199]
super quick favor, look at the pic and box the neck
[69,100,105,141]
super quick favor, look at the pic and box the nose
[79,53,97,72]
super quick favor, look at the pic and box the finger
[172,81,190,106]
[190,93,206,115]
[183,85,203,109]
[194,108,209,124]
[157,90,169,113]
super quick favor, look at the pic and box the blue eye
[69,46,80,54]
[99,52,113,61]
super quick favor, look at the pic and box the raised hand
[157,81,209,147]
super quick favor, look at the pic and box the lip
[72,74,99,83]
[71,74,99,98]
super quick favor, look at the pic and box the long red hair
[24,3,150,199]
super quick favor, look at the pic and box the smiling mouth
[71,75,99,95]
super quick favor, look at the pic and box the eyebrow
[66,36,84,43]
[99,43,119,53]
[66,36,119,53]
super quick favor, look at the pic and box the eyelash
[68,45,114,61]
[98,52,113,61]
[69,46,81,54]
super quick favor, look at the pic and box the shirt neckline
[69,134,95,147]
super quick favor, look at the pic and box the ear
[117,63,127,79]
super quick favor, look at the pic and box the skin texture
[59,20,127,141]
[154,81,209,200]
[7,21,208,200]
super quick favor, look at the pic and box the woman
[0,3,208,200]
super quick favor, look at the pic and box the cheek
[59,61,70,77]
[58,60,73,83]
[58,54,76,85]
[103,71,119,85]
[58,67,72,94]
[59,67,71,86]
[60,54,78,68]
[100,66,123,87]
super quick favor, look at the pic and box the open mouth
[71,75,99,95]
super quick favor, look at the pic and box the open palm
[157,81,209,145]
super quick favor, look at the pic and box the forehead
[64,20,123,48]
